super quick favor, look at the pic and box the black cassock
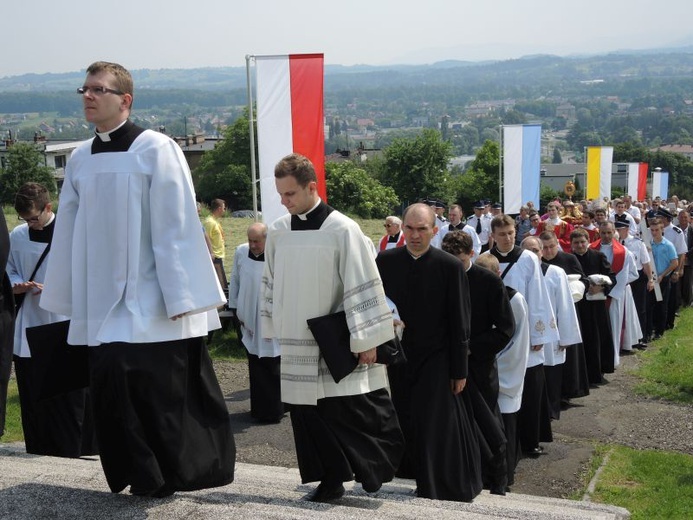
[574,249,616,385]
[0,207,15,438]
[544,251,591,402]
[377,247,482,502]
[466,263,515,491]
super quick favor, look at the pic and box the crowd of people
[2,58,690,506]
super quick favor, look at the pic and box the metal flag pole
[245,55,259,222]
[498,125,503,204]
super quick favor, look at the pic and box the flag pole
[245,55,259,222]
[498,125,503,204]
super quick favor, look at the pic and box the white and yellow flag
[586,146,613,200]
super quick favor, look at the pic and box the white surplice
[40,130,224,346]
[542,264,582,367]
[6,223,68,357]
[261,210,394,406]
[497,291,530,414]
[228,243,279,358]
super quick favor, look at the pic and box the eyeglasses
[384,224,393,228]
[18,207,45,223]
[77,86,124,96]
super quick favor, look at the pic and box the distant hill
[1,47,693,94]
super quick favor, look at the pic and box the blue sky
[3,0,690,78]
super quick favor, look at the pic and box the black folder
[25,321,90,400]
[307,311,358,383]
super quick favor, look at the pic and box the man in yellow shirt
[204,198,227,288]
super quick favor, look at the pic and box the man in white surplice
[260,153,404,503]
[228,222,283,423]
[40,61,234,498]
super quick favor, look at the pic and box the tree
[325,161,399,218]
[193,111,254,210]
[453,140,500,210]
[378,128,453,205]
[552,148,563,164]
[0,143,56,203]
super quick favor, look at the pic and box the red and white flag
[255,53,325,225]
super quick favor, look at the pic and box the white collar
[95,119,128,142]
[296,198,322,221]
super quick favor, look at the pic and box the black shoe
[634,343,648,350]
[653,333,663,340]
[489,485,506,496]
[304,482,345,503]
[130,483,174,498]
[523,446,544,458]
[620,349,634,356]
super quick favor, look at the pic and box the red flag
[256,54,325,225]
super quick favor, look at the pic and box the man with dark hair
[436,204,481,257]
[8,182,97,457]
[41,61,235,497]
[377,203,481,502]
[570,228,616,385]
[539,231,590,402]
[442,230,514,495]
[261,153,404,502]
[489,214,558,458]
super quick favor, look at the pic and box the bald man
[229,222,284,423]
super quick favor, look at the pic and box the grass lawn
[591,445,693,520]
[2,379,23,442]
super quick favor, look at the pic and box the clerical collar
[407,248,430,260]
[449,222,464,230]
[248,250,265,262]
[95,119,128,142]
[28,215,56,243]
[296,199,322,221]
[290,200,334,231]
[387,231,401,243]
[91,120,145,154]
[600,242,613,248]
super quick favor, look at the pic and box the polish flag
[626,162,648,201]
[255,54,325,226]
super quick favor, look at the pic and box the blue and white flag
[652,169,669,200]
[503,124,541,214]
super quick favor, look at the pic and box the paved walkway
[0,443,629,519]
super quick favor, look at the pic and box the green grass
[591,445,693,520]
[2,379,23,442]
[633,307,693,404]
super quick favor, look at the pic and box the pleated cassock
[573,248,616,384]
[377,246,482,502]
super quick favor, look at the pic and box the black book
[307,311,358,383]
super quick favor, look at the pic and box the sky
[3,0,691,78]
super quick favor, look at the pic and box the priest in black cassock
[569,228,616,386]
[539,231,591,403]
[0,206,15,439]
[441,230,514,495]
[377,203,482,503]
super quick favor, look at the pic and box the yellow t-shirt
[203,215,225,259]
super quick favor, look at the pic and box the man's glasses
[18,208,45,223]
[77,86,124,96]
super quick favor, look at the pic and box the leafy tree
[453,140,500,210]
[325,161,399,218]
[0,143,56,203]
[552,148,563,164]
[378,128,452,205]
[193,111,254,210]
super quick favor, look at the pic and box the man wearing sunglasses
[41,61,235,498]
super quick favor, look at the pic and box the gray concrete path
[0,443,629,519]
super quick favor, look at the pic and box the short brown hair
[570,228,589,241]
[274,153,317,187]
[441,230,473,256]
[86,61,133,96]
[14,182,50,214]
[491,214,514,232]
